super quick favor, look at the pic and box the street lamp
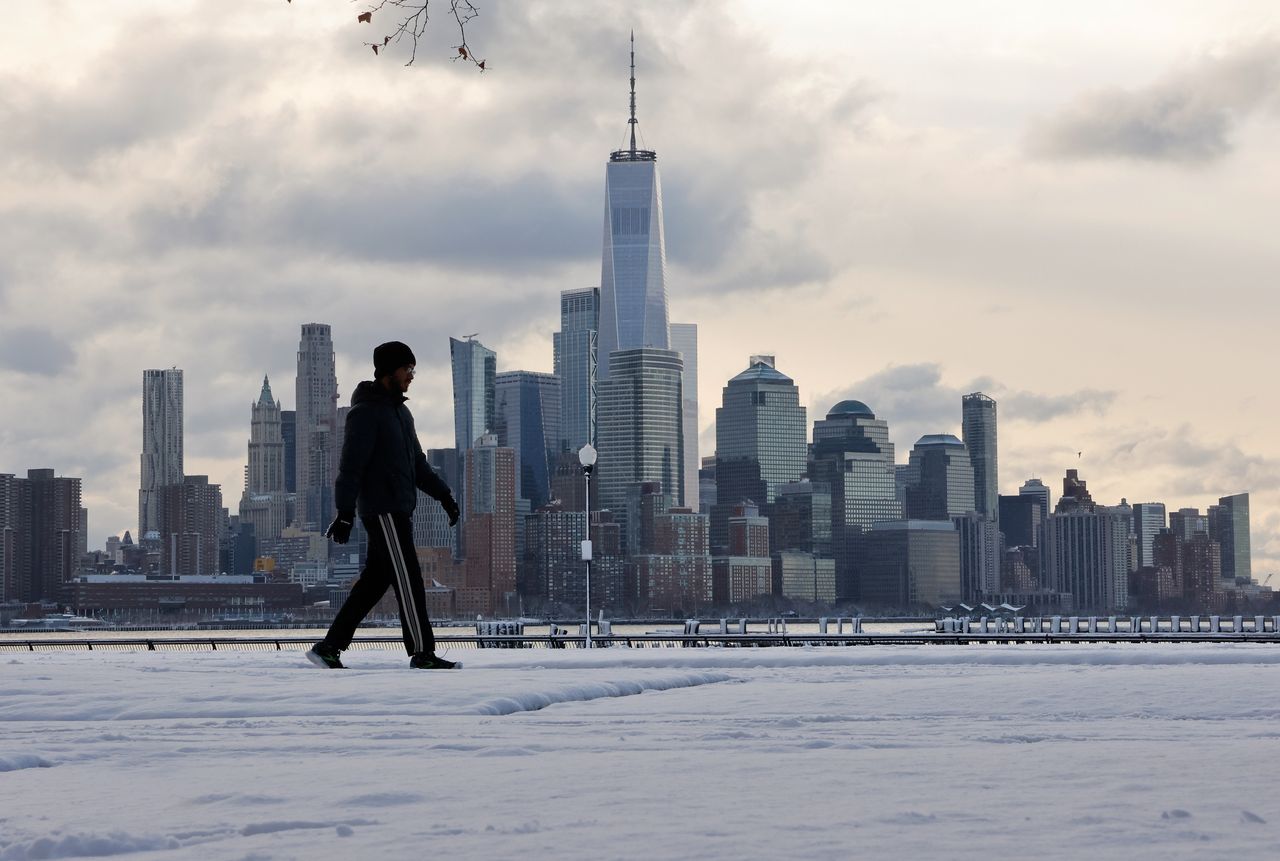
[578,443,597,648]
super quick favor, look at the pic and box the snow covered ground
[3,643,1280,860]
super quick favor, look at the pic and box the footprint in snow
[1162,809,1192,820]
[1241,810,1266,824]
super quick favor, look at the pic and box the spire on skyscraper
[257,375,275,408]
[612,32,655,163]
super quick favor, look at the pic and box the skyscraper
[598,35,670,380]
[1214,492,1251,582]
[295,324,338,532]
[1019,478,1051,520]
[494,371,561,511]
[1044,505,1131,612]
[240,377,290,546]
[669,323,700,513]
[961,392,998,523]
[809,400,901,598]
[712,355,807,553]
[158,475,223,577]
[596,347,684,549]
[139,368,184,537]
[4,469,83,602]
[900,434,977,520]
[462,434,517,615]
[1131,502,1167,569]
[553,287,599,452]
[450,336,496,453]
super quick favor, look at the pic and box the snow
[3,643,1280,859]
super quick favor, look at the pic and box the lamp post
[578,443,597,648]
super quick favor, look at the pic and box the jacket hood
[350,380,407,406]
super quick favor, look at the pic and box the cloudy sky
[2,1,1278,574]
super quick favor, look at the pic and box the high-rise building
[999,494,1042,549]
[462,434,516,615]
[712,356,807,553]
[669,323,700,513]
[712,502,773,606]
[1214,492,1251,582]
[1169,507,1208,540]
[280,410,297,494]
[597,36,670,380]
[953,511,1000,602]
[239,378,291,551]
[157,475,223,577]
[961,393,998,523]
[1055,469,1095,513]
[901,434,977,520]
[450,336,496,452]
[0,473,16,602]
[809,400,901,598]
[771,480,833,558]
[861,520,961,609]
[554,287,599,452]
[1043,505,1131,612]
[1132,502,1167,569]
[295,324,338,532]
[596,348,684,548]
[1019,478,1051,520]
[630,507,712,614]
[2,469,83,602]
[772,551,837,604]
[698,454,717,516]
[139,368,184,537]
[494,371,560,512]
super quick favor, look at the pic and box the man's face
[392,365,415,393]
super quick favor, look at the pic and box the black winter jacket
[333,381,453,518]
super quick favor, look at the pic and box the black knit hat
[373,341,416,379]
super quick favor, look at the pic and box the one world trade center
[597,34,670,380]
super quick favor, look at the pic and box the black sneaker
[410,652,461,670]
[306,641,345,669]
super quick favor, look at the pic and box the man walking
[308,341,462,670]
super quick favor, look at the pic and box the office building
[495,371,561,512]
[772,551,837,604]
[239,376,290,546]
[554,287,599,452]
[139,368,184,537]
[597,36,670,379]
[712,356,807,553]
[1019,478,1051,521]
[860,520,961,609]
[998,494,1042,549]
[809,400,901,598]
[1131,502,1167,569]
[1214,492,1251,582]
[900,434,976,520]
[295,324,338,532]
[669,322,700,512]
[961,392,998,523]
[596,348,684,547]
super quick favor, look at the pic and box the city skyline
[1,2,1277,574]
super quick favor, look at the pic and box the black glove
[442,496,460,527]
[325,513,355,544]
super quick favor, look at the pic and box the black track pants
[324,511,435,656]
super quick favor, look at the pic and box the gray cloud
[1027,37,1280,163]
[0,326,77,377]
[1100,424,1280,499]
[815,363,1117,456]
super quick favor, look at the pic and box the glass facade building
[861,520,961,609]
[598,44,669,380]
[494,371,560,512]
[596,348,684,550]
[961,392,998,523]
[809,400,901,597]
[1131,502,1167,569]
[553,287,599,453]
[1215,492,1251,582]
[450,336,496,453]
[901,434,977,520]
[669,322,700,513]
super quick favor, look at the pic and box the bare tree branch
[347,0,486,69]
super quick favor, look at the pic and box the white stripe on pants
[379,513,425,655]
